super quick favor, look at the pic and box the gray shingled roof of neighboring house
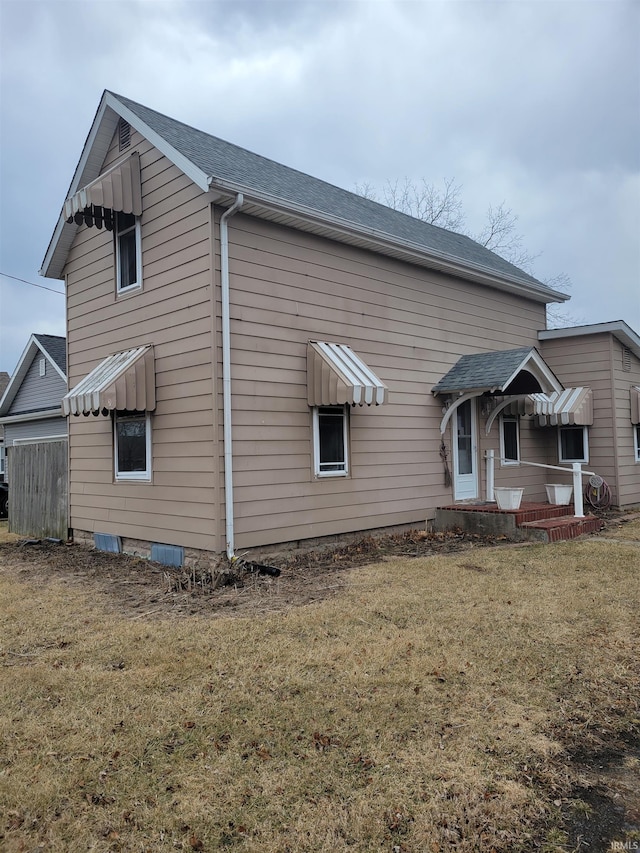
[111,93,555,294]
[35,334,67,375]
[432,347,536,394]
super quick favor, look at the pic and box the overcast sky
[1,0,638,375]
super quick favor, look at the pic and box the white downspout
[220,193,244,561]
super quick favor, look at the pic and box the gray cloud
[1,0,638,373]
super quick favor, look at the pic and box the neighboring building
[537,322,640,509]
[0,335,67,448]
[0,371,9,482]
[38,91,638,565]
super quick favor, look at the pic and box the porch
[433,500,603,543]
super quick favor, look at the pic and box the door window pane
[457,402,472,474]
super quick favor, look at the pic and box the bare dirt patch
[0,528,510,619]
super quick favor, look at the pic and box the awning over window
[631,387,640,424]
[307,341,388,406]
[64,153,142,227]
[62,346,155,416]
[530,387,593,427]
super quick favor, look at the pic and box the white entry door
[452,398,478,500]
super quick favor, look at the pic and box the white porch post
[573,463,584,517]
[486,449,495,502]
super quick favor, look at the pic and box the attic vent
[118,119,131,151]
[39,358,46,377]
[623,347,631,372]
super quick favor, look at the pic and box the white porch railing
[485,449,597,518]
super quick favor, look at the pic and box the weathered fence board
[7,441,68,539]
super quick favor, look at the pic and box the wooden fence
[7,440,68,540]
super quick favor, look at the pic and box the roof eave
[209,179,569,305]
[40,91,210,280]
[539,321,640,360]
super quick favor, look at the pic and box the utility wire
[0,272,64,295]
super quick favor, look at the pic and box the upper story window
[313,406,349,477]
[500,415,520,465]
[116,212,142,293]
[558,426,589,464]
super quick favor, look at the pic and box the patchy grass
[0,537,639,852]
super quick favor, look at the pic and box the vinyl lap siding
[540,334,619,502]
[7,354,66,416]
[223,214,549,548]
[611,338,640,506]
[5,418,67,446]
[64,128,219,551]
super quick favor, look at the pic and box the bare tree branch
[354,177,575,328]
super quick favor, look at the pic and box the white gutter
[207,178,570,305]
[0,409,65,425]
[219,193,244,561]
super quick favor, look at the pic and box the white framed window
[115,212,142,293]
[313,405,349,477]
[114,411,151,481]
[635,425,640,462]
[558,426,589,463]
[500,415,520,465]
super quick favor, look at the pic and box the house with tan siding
[39,91,639,566]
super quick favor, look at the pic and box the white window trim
[114,412,151,481]
[558,425,589,464]
[312,405,349,478]
[116,214,142,293]
[499,415,520,466]
[635,424,640,463]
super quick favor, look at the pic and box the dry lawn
[0,528,639,852]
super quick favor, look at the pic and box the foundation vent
[151,543,184,568]
[94,533,122,553]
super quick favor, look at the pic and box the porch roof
[431,347,563,397]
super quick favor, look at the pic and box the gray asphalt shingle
[112,93,556,294]
[34,334,67,375]
[431,347,536,394]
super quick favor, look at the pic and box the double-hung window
[635,425,640,462]
[114,411,151,481]
[558,425,589,464]
[313,406,349,477]
[500,415,520,464]
[116,212,142,293]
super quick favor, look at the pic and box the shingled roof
[34,334,67,375]
[432,347,563,396]
[41,91,570,308]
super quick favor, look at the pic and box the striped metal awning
[529,387,593,426]
[63,346,155,416]
[307,341,388,407]
[631,386,640,424]
[64,152,142,223]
